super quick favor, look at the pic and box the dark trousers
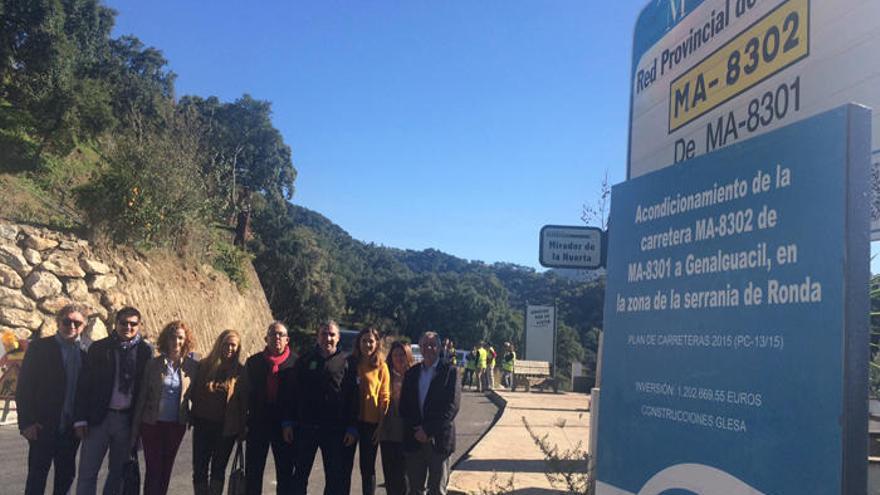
[245,424,293,495]
[192,417,236,485]
[462,369,474,388]
[140,421,186,495]
[380,441,408,495]
[344,422,378,495]
[291,423,354,495]
[406,442,450,495]
[25,428,79,495]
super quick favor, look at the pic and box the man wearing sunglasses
[75,306,153,495]
[16,303,89,495]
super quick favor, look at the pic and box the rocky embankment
[0,220,272,355]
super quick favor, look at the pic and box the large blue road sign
[597,105,870,494]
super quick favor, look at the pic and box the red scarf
[264,346,290,403]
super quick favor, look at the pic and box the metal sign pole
[553,300,558,384]
[523,301,528,360]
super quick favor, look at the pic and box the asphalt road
[1,390,497,494]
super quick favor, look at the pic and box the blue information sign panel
[596,105,870,495]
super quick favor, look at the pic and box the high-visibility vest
[502,351,516,372]
[466,352,478,370]
[476,348,487,368]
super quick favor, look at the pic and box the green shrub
[77,109,214,249]
[212,241,252,289]
[0,103,40,173]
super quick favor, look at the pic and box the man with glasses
[400,331,461,495]
[244,321,296,494]
[74,306,153,495]
[16,303,89,495]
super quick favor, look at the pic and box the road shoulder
[449,389,591,494]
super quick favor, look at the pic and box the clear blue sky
[104,0,644,270]
[105,0,880,273]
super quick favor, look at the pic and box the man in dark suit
[16,303,89,495]
[74,306,153,495]
[244,321,296,495]
[400,331,461,495]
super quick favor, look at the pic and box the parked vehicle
[455,350,467,367]
[410,344,423,363]
[339,328,359,352]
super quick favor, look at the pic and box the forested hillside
[0,0,294,254]
[251,204,605,383]
[0,0,605,383]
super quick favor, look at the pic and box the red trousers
[140,421,186,495]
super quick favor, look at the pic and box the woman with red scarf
[243,321,296,494]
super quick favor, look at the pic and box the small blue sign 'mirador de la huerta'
[596,105,870,494]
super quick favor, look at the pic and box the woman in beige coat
[189,329,247,495]
[132,320,198,495]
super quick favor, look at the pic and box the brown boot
[209,479,225,495]
[193,481,209,495]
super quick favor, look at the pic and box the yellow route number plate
[668,0,810,133]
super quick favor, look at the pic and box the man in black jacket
[281,319,358,495]
[400,331,461,495]
[16,303,89,495]
[74,306,153,495]
[244,321,296,495]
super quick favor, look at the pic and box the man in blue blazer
[399,331,461,495]
[16,303,89,495]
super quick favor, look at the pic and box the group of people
[462,342,516,392]
[15,303,461,495]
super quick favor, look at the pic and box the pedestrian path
[449,389,591,494]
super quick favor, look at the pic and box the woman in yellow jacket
[131,321,198,495]
[189,329,247,495]
[346,328,390,495]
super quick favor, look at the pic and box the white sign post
[525,305,556,365]
[628,0,880,237]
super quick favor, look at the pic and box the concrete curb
[483,389,507,411]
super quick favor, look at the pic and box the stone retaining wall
[0,220,272,355]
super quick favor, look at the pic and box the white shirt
[108,350,134,410]
[157,358,182,422]
[418,360,438,414]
